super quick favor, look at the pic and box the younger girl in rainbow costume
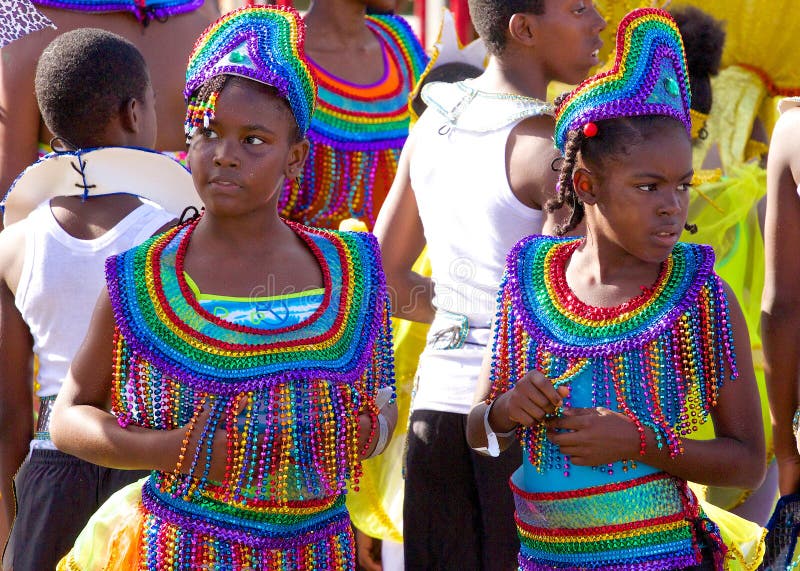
[467,9,766,570]
[50,7,396,570]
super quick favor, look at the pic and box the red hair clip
[583,122,599,138]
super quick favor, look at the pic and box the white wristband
[367,413,390,458]
[475,401,517,457]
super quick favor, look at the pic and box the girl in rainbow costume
[467,9,766,570]
[279,0,428,230]
[50,7,396,570]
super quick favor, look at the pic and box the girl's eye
[677,183,693,192]
[244,135,265,145]
[637,183,658,192]
[200,128,218,139]
[573,2,587,14]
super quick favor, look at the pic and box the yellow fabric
[57,478,146,571]
[671,0,800,97]
[346,252,432,542]
[683,164,771,510]
[700,499,766,570]
[692,66,767,172]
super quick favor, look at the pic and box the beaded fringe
[280,144,399,229]
[488,237,737,473]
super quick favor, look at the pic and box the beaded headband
[554,8,691,153]
[184,5,317,137]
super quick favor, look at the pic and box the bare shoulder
[507,114,560,209]
[0,219,28,292]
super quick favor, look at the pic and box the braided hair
[546,111,698,236]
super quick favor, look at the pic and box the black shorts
[403,409,521,571]
[3,448,148,571]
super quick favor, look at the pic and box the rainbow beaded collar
[489,236,737,469]
[554,8,691,152]
[31,0,202,23]
[106,219,391,396]
[184,5,317,137]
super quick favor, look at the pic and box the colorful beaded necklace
[279,14,428,229]
[488,236,737,472]
[31,0,203,23]
[105,218,394,566]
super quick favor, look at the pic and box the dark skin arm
[0,222,34,549]
[50,289,192,472]
[373,127,434,323]
[762,107,800,495]
[0,281,33,550]
[469,281,765,489]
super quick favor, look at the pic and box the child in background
[376,1,605,567]
[51,7,397,569]
[0,0,218,229]
[468,9,765,570]
[0,28,189,569]
[281,0,427,229]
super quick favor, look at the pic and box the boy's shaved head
[468,0,545,55]
[35,28,150,148]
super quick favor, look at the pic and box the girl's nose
[213,138,240,167]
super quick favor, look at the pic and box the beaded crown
[554,8,691,153]
[184,5,317,137]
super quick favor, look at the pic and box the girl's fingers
[508,406,539,427]
[525,370,564,408]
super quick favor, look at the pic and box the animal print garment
[0,0,56,49]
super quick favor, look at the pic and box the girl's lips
[651,231,678,247]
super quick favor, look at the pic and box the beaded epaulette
[32,0,202,23]
[279,14,428,229]
[488,236,737,471]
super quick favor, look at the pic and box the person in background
[0,28,190,568]
[375,0,605,567]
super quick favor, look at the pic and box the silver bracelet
[368,413,390,458]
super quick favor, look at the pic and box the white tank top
[410,80,549,414]
[15,200,174,398]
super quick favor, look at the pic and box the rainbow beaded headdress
[184,5,317,138]
[554,8,691,153]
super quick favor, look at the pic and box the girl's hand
[546,407,639,466]
[492,370,569,430]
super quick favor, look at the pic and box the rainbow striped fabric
[104,218,395,568]
[513,473,724,569]
[184,5,317,137]
[279,15,428,229]
[32,0,201,22]
[554,8,691,152]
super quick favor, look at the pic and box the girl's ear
[285,138,310,180]
[573,168,598,205]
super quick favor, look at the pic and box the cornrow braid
[545,128,585,236]
[185,74,229,140]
